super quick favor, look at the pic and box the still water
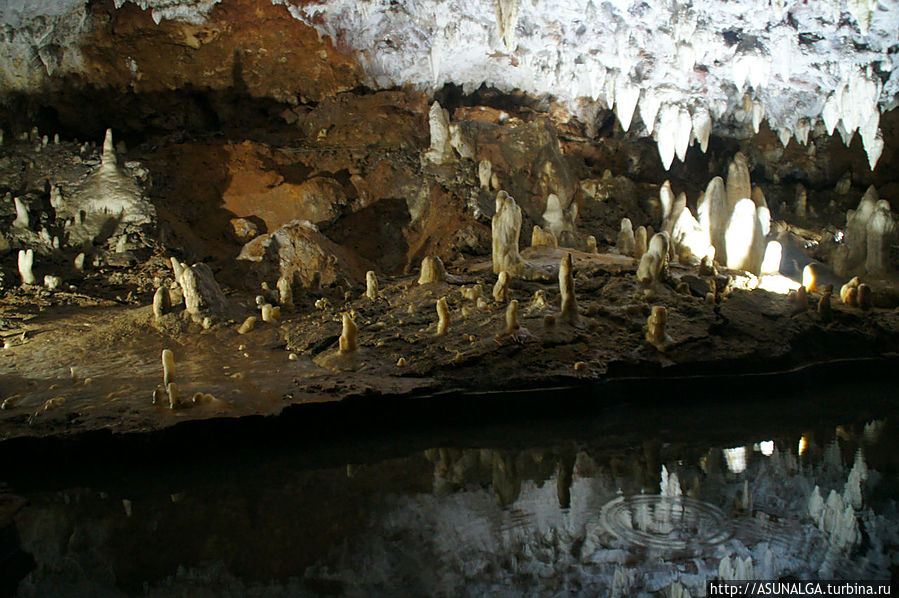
[4,372,898,597]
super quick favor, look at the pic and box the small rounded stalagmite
[339,313,358,354]
[435,297,449,336]
[493,271,509,303]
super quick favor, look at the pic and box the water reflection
[6,387,899,597]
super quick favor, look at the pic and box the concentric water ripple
[599,495,732,551]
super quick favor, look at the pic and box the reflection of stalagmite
[435,297,449,336]
[418,256,447,285]
[339,313,358,354]
[492,191,524,275]
[559,253,579,325]
[617,218,635,255]
[637,233,669,285]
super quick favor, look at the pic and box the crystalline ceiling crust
[2,0,898,167]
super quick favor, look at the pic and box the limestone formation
[418,256,447,285]
[559,253,579,325]
[365,271,379,300]
[794,184,808,218]
[637,233,669,286]
[74,252,85,271]
[493,271,510,303]
[835,186,879,276]
[505,300,520,334]
[586,235,598,253]
[697,176,728,265]
[542,193,577,241]
[238,316,257,334]
[179,263,229,320]
[645,306,671,350]
[436,297,449,336]
[12,197,29,229]
[531,225,558,248]
[162,349,175,388]
[857,283,872,310]
[478,160,492,190]
[634,226,648,259]
[261,304,280,323]
[492,191,524,276]
[760,241,783,274]
[18,249,35,285]
[726,153,751,212]
[818,286,833,321]
[170,257,185,282]
[338,313,358,354]
[44,275,61,290]
[789,286,809,312]
[153,287,170,320]
[840,277,861,306]
[725,198,764,274]
[277,276,294,311]
[617,218,635,256]
[425,102,453,164]
[865,201,895,274]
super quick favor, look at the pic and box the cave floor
[2,246,898,444]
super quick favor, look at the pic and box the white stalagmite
[170,257,185,282]
[365,270,378,300]
[669,196,713,261]
[615,79,640,132]
[12,197,29,229]
[659,180,676,223]
[559,253,578,325]
[492,191,524,276]
[50,186,63,210]
[238,316,256,334]
[617,218,635,255]
[542,193,577,241]
[726,153,751,212]
[180,263,229,319]
[697,176,728,265]
[836,186,879,276]
[338,313,358,354]
[435,297,449,336]
[634,226,648,259]
[74,252,85,271]
[637,232,669,285]
[425,102,453,164]
[865,201,895,273]
[44,275,61,290]
[493,271,509,302]
[18,249,35,285]
[691,106,711,152]
[725,198,763,274]
[478,160,492,190]
[418,256,447,284]
[504,299,520,334]
[760,241,783,274]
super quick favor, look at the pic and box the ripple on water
[599,495,732,552]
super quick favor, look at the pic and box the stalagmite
[493,271,510,302]
[277,276,294,311]
[559,253,578,325]
[760,241,782,274]
[645,306,671,350]
[478,160,492,190]
[542,193,577,241]
[170,257,185,282]
[586,235,597,253]
[12,197,29,229]
[338,313,358,354]
[659,180,676,223]
[435,297,449,336]
[261,304,280,323]
[504,299,520,334]
[668,193,714,261]
[857,283,872,310]
[637,233,669,285]
[789,285,808,312]
[44,275,61,290]
[697,176,728,265]
[725,198,764,274]
[794,185,807,218]
[50,186,63,209]
[153,287,169,320]
[726,153,751,212]
[460,284,482,301]
[365,271,378,300]
[836,186,879,276]
[180,263,229,319]
[531,225,558,248]
[617,218,635,256]
[818,286,833,322]
[238,316,256,334]
[18,249,35,285]
[634,226,648,259]
[74,252,85,271]
[492,191,524,275]
[162,349,175,387]
[865,201,895,273]
[425,102,453,164]
[840,277,860,306]
[418,256,447,285]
